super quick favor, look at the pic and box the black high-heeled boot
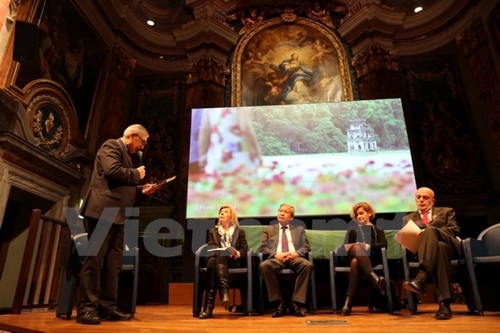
[369,272,387,295]
[217,264,230,308]
[198,288,215,319]
[199,288,215,319]
[342,296,352,316]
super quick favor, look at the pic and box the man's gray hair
[123,124,148,138]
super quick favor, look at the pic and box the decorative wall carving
[134,83,182,207]
[11,0,105,137]
[343,0,381,19]
[455,17,500,166]
[96,44,137,142]
[28,95,66,152]
[184,57,229,87]
[226,2,347,36]
[352,44,399,78]
[402,61,491,193]
[4,80,88,164]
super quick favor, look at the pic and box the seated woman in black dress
[340,202,388,315]
[199,205,248,319]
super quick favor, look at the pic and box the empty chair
[463,223,500,315]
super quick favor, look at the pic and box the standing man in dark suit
[77,124,158,325]
[259,203,313,317]
[402,187,462,320]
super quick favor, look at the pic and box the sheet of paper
[207,247,237,255]
[343,243,369,252]
[394,220,423,253]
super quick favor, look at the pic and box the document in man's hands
[142,175,176,193]
[394,220,423,254]
[207,247,238,256]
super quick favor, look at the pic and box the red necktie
[281,226,289,252]
[421,211,429,227]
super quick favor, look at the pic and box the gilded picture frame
[231,17,354,106]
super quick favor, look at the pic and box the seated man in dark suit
[402,187,462,320]
[259,203,314,317]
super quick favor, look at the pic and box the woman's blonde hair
[349,202,376,220]
[216,205,239,227]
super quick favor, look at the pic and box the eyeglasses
[134,134,147,147]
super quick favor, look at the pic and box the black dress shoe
[288,302,305,317]
[76,311,101,325]
[435,301,452,320]
[101,309,132,321]
[272,302,287,318]
[403,278,426,294]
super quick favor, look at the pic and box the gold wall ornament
[227,7,266,36]
[280,8,298,22]
[32,108,64,151]
[351,44,400,78]
[232,17,354,106]
[185,57,230,87]
[304,1,337,29]
[25,88,74,154]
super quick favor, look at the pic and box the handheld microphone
[137,151,143,165]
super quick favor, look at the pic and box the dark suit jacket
[403,207,460,238]
[80,138,141,224]
[259,223,310,259]
[403,206,461,254]
[343,223,387,266]
[206,226,249,259]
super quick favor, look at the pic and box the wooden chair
[11,210,68,314]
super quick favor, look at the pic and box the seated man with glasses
[402,187,462,320]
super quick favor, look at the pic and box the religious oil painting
[232,18,353,106]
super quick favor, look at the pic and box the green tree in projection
[359,99,409,149]
[301,116,346,153]
[386,100,410,149]
[252,107,295,155]
[327,103,351,132]
[251,99,408,155]
[253,104,346,155]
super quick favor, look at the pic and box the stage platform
[0,303,498,333]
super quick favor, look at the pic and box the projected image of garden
[187,99,417,218]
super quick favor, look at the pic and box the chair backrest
[11,209,69,314]
[239,225,266,251]
[73,232,89,255]
[305,230,345,259]
[240,226,403,259]
[478,223,500,256]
